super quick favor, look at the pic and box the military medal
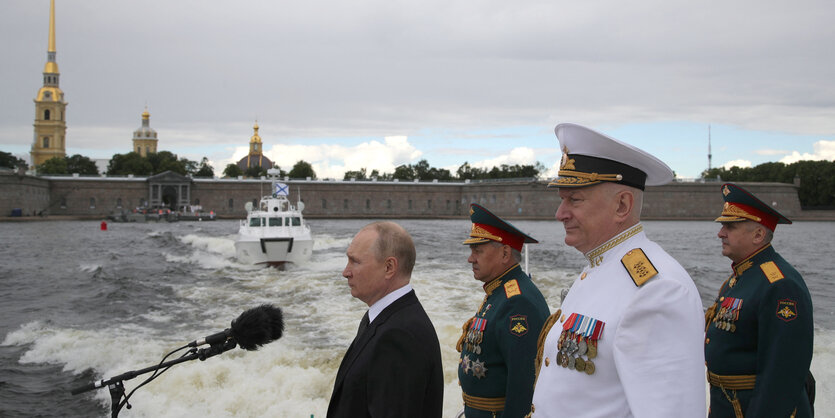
[574,356,586,372]
[716,297,743,333]
[472,359,488,379]
[584,317,604,361]
[467,317,488,353]
[584,360,595,375]
[462,355,472,374]
[559,313,605,374]
[587,341,598,359]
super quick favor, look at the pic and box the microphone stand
[71,340,237,418]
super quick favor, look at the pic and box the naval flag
[274,182,289,197]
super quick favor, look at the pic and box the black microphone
[188,304,284,351]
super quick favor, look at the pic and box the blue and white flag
[274,182,289,196]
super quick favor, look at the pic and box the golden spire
[250,121,262,144]
[48,0,56,52]
[43,0,59,75]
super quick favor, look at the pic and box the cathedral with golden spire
[31,0,67,167]
[236,121,274,171]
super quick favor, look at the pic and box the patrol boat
[234,179,314,267]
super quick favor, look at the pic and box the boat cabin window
[250,217,263,227]
[289,217,301,226]
[269,218,282,226]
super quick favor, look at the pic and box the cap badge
[723,185,731,196]
[560,146,576,170]
[469,207,475,215]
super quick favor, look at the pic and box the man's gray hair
[364,221,416,277]
[490,241,522,263]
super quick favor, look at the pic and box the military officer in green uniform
[705,183,814,417]
[457,203,550,417]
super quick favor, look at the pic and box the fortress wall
[0,172,50,216]
[1,175,804,220]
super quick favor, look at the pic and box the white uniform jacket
[531,224,705,418]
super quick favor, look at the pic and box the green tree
[700,160,835,208]
[344,168,368,180]
[0,151,27,170]
[223,163,243,178]
[793,160,835,207]
[428,166,452,180]
[413,160,430,180]
[245,165,268,178]
[369,169,391,180]
[37,156,68,174]
[147,151,188,175]
[107,152,153,175]
[66,154,99,175]
[182,157,199,176]
[288,160,316,179]
[392,164,414,180]
[195,157,214,177]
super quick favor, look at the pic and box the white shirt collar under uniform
[368,283,413,323]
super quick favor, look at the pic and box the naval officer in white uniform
[529,123,705,418]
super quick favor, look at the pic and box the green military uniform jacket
[458,264,550,417]
[705,244,813,417]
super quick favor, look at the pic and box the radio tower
[707,125,712,171]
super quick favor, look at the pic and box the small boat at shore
[234,180,313,267]
[107,207,177,223]
[176,204,216,221]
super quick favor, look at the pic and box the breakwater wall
[1,171,806,221]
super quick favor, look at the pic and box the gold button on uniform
[580,272,587,280]
[545,357,550,367]
[719,296,725,301]
[560,314,565,322]
[705,338,710,344]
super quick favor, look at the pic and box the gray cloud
[2,0,834,164]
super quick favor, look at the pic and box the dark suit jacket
[327,290,444,418]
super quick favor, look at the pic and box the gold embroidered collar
[483,264,520,295]
[732,244,772,276]
[584,224,643,267]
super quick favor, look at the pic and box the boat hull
[235,236,314,267]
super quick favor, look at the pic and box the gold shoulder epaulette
[760,261,785,283]
[621,248,658,287]
[504,279,521,298]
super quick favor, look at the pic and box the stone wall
[0,174,804,220]
[0,171,50,216]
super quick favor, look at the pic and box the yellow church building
[132,108,159,157]
[30,0,67,167]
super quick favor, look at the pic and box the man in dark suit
[327,221,444,418]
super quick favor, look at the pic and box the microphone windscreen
[230,304,284,351]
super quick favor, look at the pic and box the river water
[1,219,833,417]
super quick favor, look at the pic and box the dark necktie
[356,311,370,338]
[346,311,370,354]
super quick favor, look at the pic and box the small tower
[236,121,273,171]
[708,124,713,171]
[132,108,158,157]
[31,0,68,167]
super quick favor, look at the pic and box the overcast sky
[2,0,834,179]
